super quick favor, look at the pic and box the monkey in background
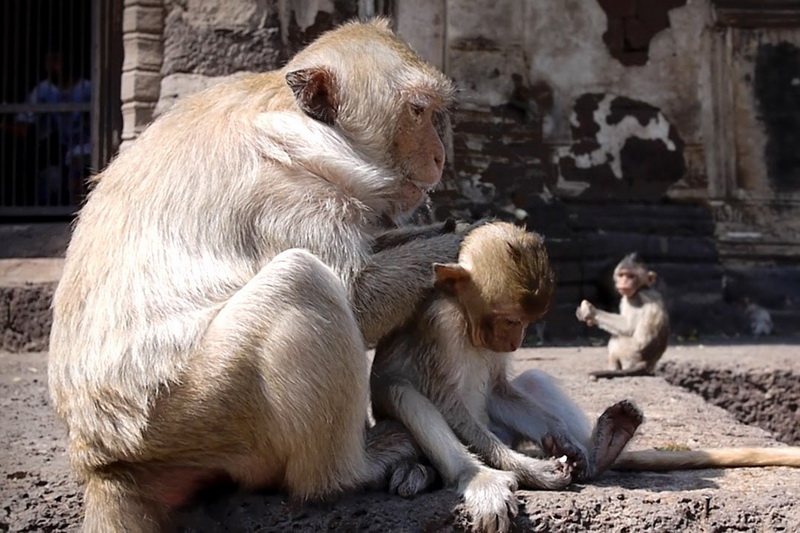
[49,19,465,532]
[574,256,800,471]
[576,252,669,379]
[372,222,644,533]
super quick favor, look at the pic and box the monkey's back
[47,70,378,468]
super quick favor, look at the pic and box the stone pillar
[121,0,165,147]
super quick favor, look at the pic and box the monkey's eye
[503,318,522,327]
[410,103,425,117]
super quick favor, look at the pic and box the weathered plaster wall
[117,0,800,337]
[711,26,800,260]
[154,0,359,116]
[439,0,709,206]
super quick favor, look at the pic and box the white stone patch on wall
[571,94,676,180]
[183,0,270,30]
[277,0,335,44]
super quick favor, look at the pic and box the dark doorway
[0,0,122,217]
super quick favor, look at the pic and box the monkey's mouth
[408,178,435,194]
[401,179,435,207]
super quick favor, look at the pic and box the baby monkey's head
[434,221,555,352]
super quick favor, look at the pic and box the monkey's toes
[541,433,587,473]
[389,462,437,498]
[541,434,558,457]
[461,469,518,533]
[604,399,644,435]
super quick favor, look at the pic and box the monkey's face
[614,267,647,298]
[439,277,521,352]
[458,287,533,352]
[284,20,454,220]
[478,310,530,353]
[392,101,447,213]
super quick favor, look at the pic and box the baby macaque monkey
[372,222,643,533]
[576,253,669,379]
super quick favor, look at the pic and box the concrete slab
[0,258,64,287]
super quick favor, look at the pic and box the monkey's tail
[613,447,800,471]
[83,472,169,533]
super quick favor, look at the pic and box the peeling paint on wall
[555,93,685,201]
[597,0,687,66]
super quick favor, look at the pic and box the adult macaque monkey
[576,252,669,379]
[372,222,644,532]
[49,19,465,532]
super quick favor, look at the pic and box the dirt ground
[1,343,799,532]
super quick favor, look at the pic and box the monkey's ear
[646,271,658,286]
[433,263,471,295]
[285,67,338,125]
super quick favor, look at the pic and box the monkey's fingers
[515,456,572,490]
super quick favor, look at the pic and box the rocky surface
[0,259,61,353]
[1,344,799,532]
[660,343,800,445]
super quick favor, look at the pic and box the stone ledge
[0,258,64,287]
[0,283,55,352]
[0,259,61,352]
[173,345,800,531]
[3,346,799,531]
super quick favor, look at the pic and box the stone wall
[122,0,165,144]
[397,0,800,339]
[113,0,800,341]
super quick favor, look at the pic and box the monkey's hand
[510,454,572,490]
[441,217,458,234]
[455,217,494,236]
[459,467,518,533]
[575,300,597,324]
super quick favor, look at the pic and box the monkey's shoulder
[624,288,665,310]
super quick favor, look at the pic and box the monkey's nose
[434,153,444,173]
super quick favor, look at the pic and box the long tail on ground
[613,447,800,471]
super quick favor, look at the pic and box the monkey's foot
[590,399,644,476]
[459,467,518,533]
[388,462,437,498]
